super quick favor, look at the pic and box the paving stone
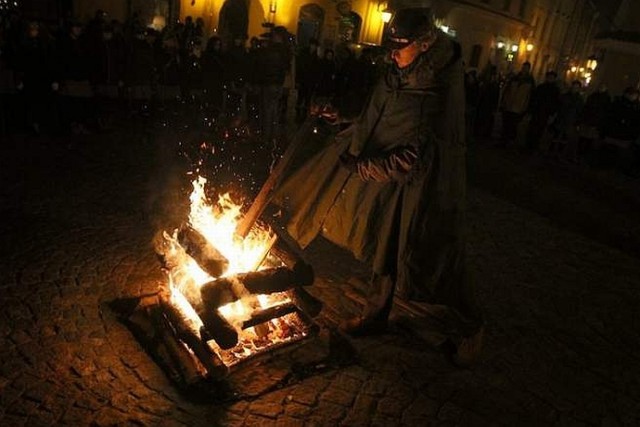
[23,382,57,404]
[361,377,391,397]
[226,400,249,415]
[6,398,38,417]
[341,394,377,426]
[289,387,319,406]
[242,414,275,426]
[248,400,283,419]
[333,373,364,394]
[61,405,94,425]
[437,402,463,423]
[320,385,355,407]
[283,401,312,418]
[402,393,439,421]
[70,358,97,377]
[27,409,59,426]
[91,407,129,427]
[275,416,305,427]
[8,330,32,346]
[1,413,28,427]
[308,401,346,425]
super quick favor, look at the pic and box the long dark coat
[275,34,479,327]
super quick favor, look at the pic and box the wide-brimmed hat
[384,7,435,50]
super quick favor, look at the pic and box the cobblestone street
[1,122,639,426]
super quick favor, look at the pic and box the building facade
[592,0,640,94]
[70,0,606,83]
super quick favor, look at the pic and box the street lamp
[511,44,518,52]
[587,55,598,71]
[526,43,534,51]
[497,41,505,49]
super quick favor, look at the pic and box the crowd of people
[465,61,640,175]
[1,9,638,175]
[0,10,380,139]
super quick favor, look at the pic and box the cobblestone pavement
[1,124,639,426]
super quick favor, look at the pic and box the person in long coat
[273,8,483,365]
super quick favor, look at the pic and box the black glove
[339,152,358,173]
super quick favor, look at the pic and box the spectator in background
[57,20,92,134]
[201,36,224,113]
[474,65,500,139]
[525,70,560,153]
[126,28,154,116]
[603,86,640,142]
[91,23,125,95]
[254,26,291,143]
[577,84,611,160]
[599,87,640,170]
[499,61,534,147]
[316,48,336,101]
[548,80,584,158]
[464,69,480,143]
[332,47,356,117]
[294,37,320,123]
[15,21,56,134]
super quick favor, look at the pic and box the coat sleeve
[356,145,419,182]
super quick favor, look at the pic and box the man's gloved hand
[339,152,358,173]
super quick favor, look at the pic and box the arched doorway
[297,4,324,47]
[218,0,249,46]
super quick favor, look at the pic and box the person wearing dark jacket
[473,66,500,139]
[273,8,483,366]
[577,84,610,159]
[15,21,56,133]
[500,62,535,146]
[201,36,225,112]
[525,70,560,152]
[295,38,320,122]
[603,87,640,141]
[254,26,291,142]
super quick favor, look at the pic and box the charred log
[172,288,239,350]
[177,225,229,278]
[196,307,239,350]
[158,294,229,378]
[200,266,313,309]
[148,305,203,384]
[241,302,297,330]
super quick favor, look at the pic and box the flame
[164,176,274,299]
[161,176,309,367]
[188,176,273,276]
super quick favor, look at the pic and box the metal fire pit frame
[160,286,320,380]
[213,293,321,373]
